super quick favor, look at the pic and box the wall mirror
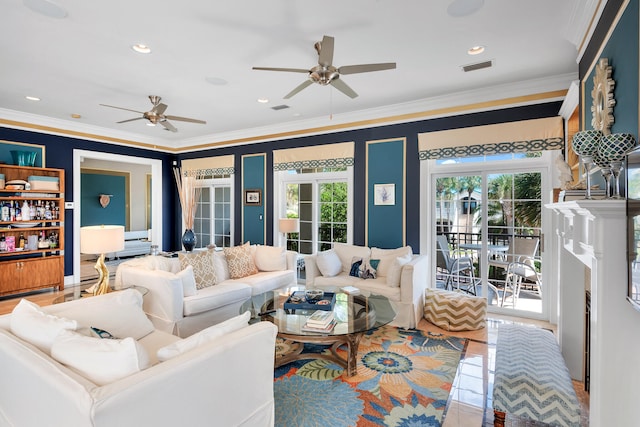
[590,57,616,135]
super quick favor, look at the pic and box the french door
[433,168,545,317]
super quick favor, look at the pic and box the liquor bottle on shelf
[0,233,6,251]
[29,200,36,219]
[21,200,30,221]
[44,201,52,220]
[1,203,8,221]
[18,233,25,250]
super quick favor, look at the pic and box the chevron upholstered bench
[493,324,581,427]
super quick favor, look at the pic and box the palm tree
[487,174,514,236]
[436,177,458,234]
[458,176,481,234]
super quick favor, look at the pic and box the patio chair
[487,261,541,307]
[488,236,539,276]
[436,235,479,295]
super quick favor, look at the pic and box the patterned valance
[418,117,564,160]
[273,142,354,171]
[181,155,235,176]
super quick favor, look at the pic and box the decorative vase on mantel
[182,229,196,252]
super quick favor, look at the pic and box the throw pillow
[254,245,286,271]
[213,250,230,282]
[179,249,217,289]
[333,243,371,273]
[386,253,413,287]
[177,265,197,297]
[157,311,251,362]
[51,330,150,386]
[224,243,258,279]
[315,249,342,277]
[10,299,78,354]
[371,246,413,277]
[349,257,363,277]
[360,259,380,279]
[52,288,155,341]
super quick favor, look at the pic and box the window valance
[418,116,564,160]
[273,142,354,171]
[181,155,235,176]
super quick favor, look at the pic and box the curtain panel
[273,141,354,171]
[181,155,235,176]
[418,116,564,160]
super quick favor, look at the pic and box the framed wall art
[244,189,262,206]
[374,183,395,206]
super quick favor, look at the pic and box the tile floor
[0,287,589,426]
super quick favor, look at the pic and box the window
[276,169,352,255]
[193,176,233,249]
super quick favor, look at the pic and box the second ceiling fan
[253,35,396,99]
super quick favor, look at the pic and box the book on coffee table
[301,319,336,333]
[306,310,334,327]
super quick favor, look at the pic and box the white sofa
[116,245,297,337]
[0,289,278,427]
[304,243,428,329]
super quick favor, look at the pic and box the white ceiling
[0,0,595,151]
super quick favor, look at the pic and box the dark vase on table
[182,229,196,252]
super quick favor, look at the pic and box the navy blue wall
[0,127,176,277]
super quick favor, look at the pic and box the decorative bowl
[304,289,324,303]
[10,150,37,167]
[599,133,637,162]
[571,130,602,156]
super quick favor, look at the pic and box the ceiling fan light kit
[253,35,396,100]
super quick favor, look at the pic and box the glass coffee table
[250,286,396,376]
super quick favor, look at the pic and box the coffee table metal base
[276,331,364,377]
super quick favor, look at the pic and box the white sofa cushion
[179,249,218,289]
[333,243,372,273]
[224,243,259,279]
[51,330,150,386]
[213,250,230,281]
[387,253,413,287]
[157,311,251,361]
[371,246,413,277]
[183,282,252,316]
[315,249,342,277]
[51,288,154,341]
[177,265,197,297]
[10,299,77,354]
[254,245,286,271]
[225,270,296,296]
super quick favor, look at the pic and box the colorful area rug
[274,326,467,427]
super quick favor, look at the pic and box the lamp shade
[279,218,299,234]
[80,225,125,254]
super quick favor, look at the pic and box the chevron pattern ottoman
[423,288,486,331]
[493,324,581,427]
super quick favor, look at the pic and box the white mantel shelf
[546,199,639,427]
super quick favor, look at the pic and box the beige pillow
[333,243,372,273]
[10,299,78,354]
[315,249,342,277]
[386,253,413,287]
[371,246,413,277]
[179,249,217,289]
[254,245,286,271]
[224,242,258,279]
[213,250,230,282]
[177,265,197,297]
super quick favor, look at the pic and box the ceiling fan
[99,95,206,132]
[253,35,396,99]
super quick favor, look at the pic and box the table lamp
[80,225,125,295]
[278,218,299,246]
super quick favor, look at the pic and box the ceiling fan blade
[117,117,144,124]
[153,103,168,115]
[99,104,144,114]
[338,63,397,75]
[284,80,314,99]
[253,66,310,74]
[317,35,334,67]
[164,115,206,124]
[159,120,178,132]
[330,78,358,99]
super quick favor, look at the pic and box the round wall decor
[590,57,615,135]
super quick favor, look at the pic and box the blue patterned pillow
[349,257,363,277]
[361,259,380,279]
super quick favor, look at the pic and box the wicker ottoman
[492,324,581,426]
[423,288,487,331]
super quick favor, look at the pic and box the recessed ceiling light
[468,45,485,55]
[25,96,40,101]
[132,44,151,54]
[70,114,81,119]
[23,0,67,19]
[205,76,228,86]
[257,98,269,104]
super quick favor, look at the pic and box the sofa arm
[118,268,184,332]
[304,255,321,287]
[91,322,278,427]
[285,250,298,272]
[399,254,428,304]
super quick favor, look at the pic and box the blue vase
[182,229,196,252]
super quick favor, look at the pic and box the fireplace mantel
[547,199,640,427]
